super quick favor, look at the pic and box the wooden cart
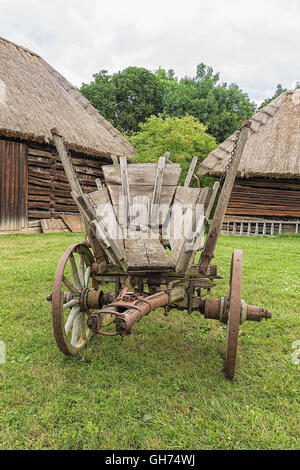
[48,122,271,379]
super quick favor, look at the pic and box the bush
[129,114,217,185]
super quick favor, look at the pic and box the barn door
[0,140,28,231]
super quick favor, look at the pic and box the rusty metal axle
[201,297,272,324]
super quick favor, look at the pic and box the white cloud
[1,0,299,104]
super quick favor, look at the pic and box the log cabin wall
[226,178,300,220]
[0,140,28,231]
[28,144,108,222]
[0,138,110,232]
[222,177,300,235]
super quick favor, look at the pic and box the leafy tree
[129,114,217,185]
[81,70,116,123]
[259,84,287,109]
[81,67,164,134]
[81,63,256,143]
[162,63,256,143]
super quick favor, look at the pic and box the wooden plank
[131,195,150,227]
[184,157,198,187]
[199,124,251,275]
[0,140,28,231]
[74,192,127,271]
[89,187,124,253]
[95,178,102,190]
[125,238,149,269]
[120,157,131,225]
[151,157,166,225]
[125,236,175,271]
[29,211,51,219]
[205,182,220,218]
[169,187,201,261]
[102,162,181,187]
[51,132,83,197]
[144,238,175,270]
[41,218,70,233]
[106,184,177,226]
[61,214,85,232]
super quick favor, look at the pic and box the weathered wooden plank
[41,218,70,233]
[95,179,102,190]
[125,236,175,271]
[0,140,28,231]
[184,157,198,187]
[125,238,149,269]
[29,211,51,219]
[106,184,177,225]
[199,124,251,274]
[102,162,181,186]
[51,131,83,197]
[205,182,220,218]
[169,187,201,261]
[144,238,175,270]
[151,157,166,224]
[89,187,124,253]
[61,214,85,233]
[120,157,131,225]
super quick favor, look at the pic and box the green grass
[0,233,299,450]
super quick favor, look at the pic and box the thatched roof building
[0,37,135,233]
[198,90,300,235]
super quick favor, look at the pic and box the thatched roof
[0,37,135,158]
[198,90,300,179]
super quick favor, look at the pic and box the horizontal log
[28,202,51,210]
[226,208,300,217]
[28,147,56,159]
[236,179,300,191]
[227,202,300,211]
[28,195,51,202]
[28,185,51,196]
[54,197,78,205]
[29,168,52,180]
[29,210,51,219]
[29,176,52,188]
[54,204,79,212]
[28,158,52,168]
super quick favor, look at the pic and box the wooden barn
[198,89,300,235]
[0,37,135,233]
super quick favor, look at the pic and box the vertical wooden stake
[198,122,251,274]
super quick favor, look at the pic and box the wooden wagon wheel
[225,249,243,379]
[52,243,95,356]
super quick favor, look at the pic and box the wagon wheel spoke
[71,312,81,347]
[51,243,95,356]
[63,299,79,310]
[79,313,87,340]
[69,254,82,290]
[65,305,80,334]
[62,276,80,295]
[84,266,92,288]
[78,254,85,287]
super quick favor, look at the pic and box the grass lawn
[0,233,299,450]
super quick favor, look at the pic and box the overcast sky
[1,0,299,104]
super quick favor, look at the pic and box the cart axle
[201,297,272,324]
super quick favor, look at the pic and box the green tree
[162,63,256,142]
[81,67,164,134]
[259,84,287,109]
[129,114,217,184]
[80,70,116,122]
